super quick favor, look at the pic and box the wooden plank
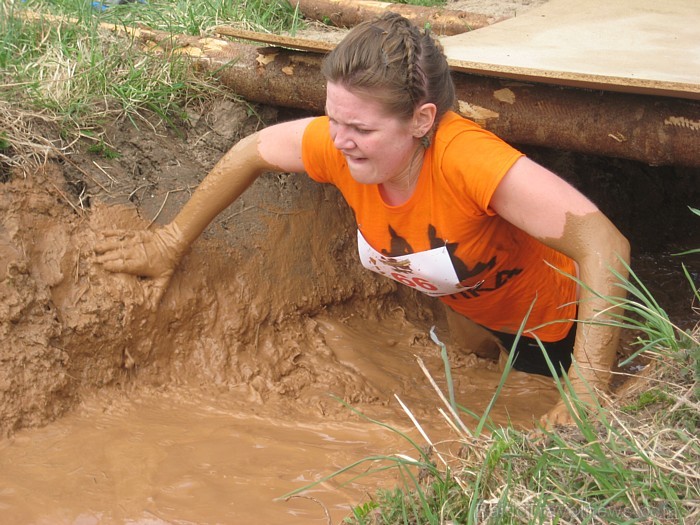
[216,0,700,100]
[214,27,337,53]
[440,0,700,100]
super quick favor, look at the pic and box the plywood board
[440,0,700,99]
[214,26,337,53]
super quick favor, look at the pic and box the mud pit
[2,49,700,525]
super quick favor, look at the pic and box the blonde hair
[321,12,455,123]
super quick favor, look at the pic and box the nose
[331,124,354,150]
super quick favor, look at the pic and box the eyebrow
[325,108,373,130]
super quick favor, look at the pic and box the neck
[380,143,425,205]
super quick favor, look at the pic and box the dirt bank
[0,100,411,435]
[2,92,698,438]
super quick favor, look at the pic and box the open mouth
[344,154,367,164]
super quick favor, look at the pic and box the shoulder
[435,111,508,148]
[258,117,315,173]
[434,111,522,170]
[300,115,332,153]
[300,116,346,183]
[303,115,330,137]
[430,111,524,213]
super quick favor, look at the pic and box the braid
[379,13,426,106]
[322,11,455,121]
[400,23,422,105]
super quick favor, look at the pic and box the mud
[1,26,699,518]
[0,313,563,524]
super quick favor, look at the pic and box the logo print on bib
[358,230,483,297]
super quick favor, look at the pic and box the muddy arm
[164,117,313,252]
[95,118,312,286]
[544,211,630,423]
[490,157,631,425]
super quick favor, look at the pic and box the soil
[2,84,697,432]
[0,0,699,522]
[448,0,549,18]
[0,0,569,439]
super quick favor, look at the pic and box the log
[450,77,700,168]
[19,11,700,167]
[152,31,699,167]
[291,0,499,35]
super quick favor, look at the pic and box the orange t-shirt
[301,111,577,342]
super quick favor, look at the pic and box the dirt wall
[1,97,698,436]
[0,100,430,435]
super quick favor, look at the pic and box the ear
[412,103,437,138]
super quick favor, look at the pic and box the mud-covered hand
[94,223,185,306]
[539,377,603,429]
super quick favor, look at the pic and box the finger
[97,250,151,273]
[100,229,138,239]
[94,238,125,254]
[95,249,131,264]
[96,227,147,244]
[99,230,123,238]
[94,234,141,253]
[95,231,144,253]
[99,259,141,274]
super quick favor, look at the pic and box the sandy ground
[448,0,549,18]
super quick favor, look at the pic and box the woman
[95,13,630,427]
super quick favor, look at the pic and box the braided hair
[321,12,455,124]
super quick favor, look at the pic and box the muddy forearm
[169,133,267,251]
[567,214,630,390]
[538,210,630,390]
[571,289,623,390]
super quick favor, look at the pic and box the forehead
[325,82,396,125]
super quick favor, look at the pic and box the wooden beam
[214,26,337,53]
[19,11,700,167]
[291,0,499,35]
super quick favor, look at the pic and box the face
[325,82,418,187]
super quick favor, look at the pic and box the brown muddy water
[0,314,562,525]
[2,260,697,525]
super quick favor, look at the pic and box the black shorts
[489,323,577,378]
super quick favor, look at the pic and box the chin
[348,169,377,185]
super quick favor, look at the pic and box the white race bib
[357,230,483,297]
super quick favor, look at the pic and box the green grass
[0,0,302,153]
[0,0,448,153]
[329,341,698,523]
[25,0,303,35]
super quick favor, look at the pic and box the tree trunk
[291,0,499,35]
